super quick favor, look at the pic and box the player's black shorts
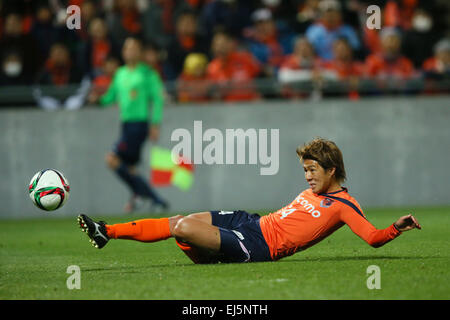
[113,121,148,166]
[210,210,272,263]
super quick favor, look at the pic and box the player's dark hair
[296,138,346,183]
[123,35,144,49]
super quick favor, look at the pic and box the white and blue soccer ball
[28,169,70,211]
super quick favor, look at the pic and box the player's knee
[172,217,195,240]
[169,215,184,234]
[105,153,120,169]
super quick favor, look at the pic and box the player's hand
[394,214,422,232]
[149,125,160,142]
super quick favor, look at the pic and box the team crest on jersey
[320,198,334,208]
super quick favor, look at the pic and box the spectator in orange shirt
[321,38,364,99]
[278,36,322,99]
[422,38,450,94]
[422,38,450,79]
[81,17,119,78]
[176,53,211,103]
[365,28,416,82]
[88,54,121,102]
[206,31,261,102]
[36,43,82,87]
[323,38,364,79]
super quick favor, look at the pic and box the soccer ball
[28,169,70,211]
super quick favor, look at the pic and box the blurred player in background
[78,138,421,263]
[88,37,169,213]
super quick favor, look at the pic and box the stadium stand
[0,0,448,107]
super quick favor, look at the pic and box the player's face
[302,159,334,194]
[122,39,142,64]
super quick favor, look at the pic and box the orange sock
[106,218,171,242]
[175,239,202,264]
[175,239,222,264]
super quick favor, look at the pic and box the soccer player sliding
[78,138,421,264]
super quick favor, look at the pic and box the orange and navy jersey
[259,188,401,261]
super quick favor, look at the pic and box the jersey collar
[319,187,348,196]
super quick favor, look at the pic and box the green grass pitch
[1,207,449,300]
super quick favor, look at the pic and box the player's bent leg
[93,213,206,244]
[172,214,252,264]
[172,216,220,251]
[77,212,222,263]
[167,212,212,235]
[170,212,221,264]
[105,216,172,242]
[172,215,222,264]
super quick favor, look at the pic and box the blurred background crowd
[0,0,449,108]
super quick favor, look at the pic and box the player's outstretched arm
[394,214,422,232]
[341,208,414,248]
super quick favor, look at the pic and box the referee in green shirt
[90,37,168,213]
